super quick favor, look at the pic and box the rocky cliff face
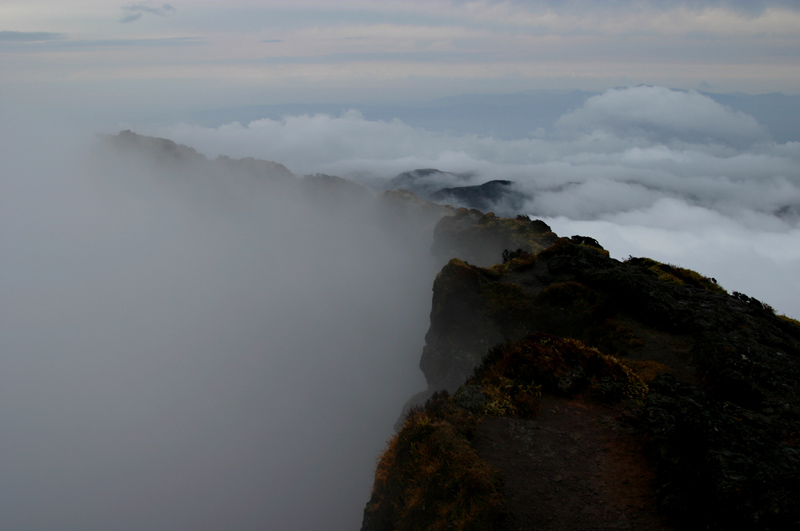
[364,213,800,530]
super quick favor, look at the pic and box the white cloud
[556,86,769,148]
[0,108,436,529]
[146,86,800,320]
[120,2,175,23]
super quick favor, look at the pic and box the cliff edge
[363,213,800,530]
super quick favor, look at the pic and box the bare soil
[473,394,674,531]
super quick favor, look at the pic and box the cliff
[363,212,800,530]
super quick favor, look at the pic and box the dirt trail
[473,394,673,531]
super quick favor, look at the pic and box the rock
[368,210,800,531]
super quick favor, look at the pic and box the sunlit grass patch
[626,257,727,295]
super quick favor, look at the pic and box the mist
[146,86,800,318]
[0,110,438,530]
[3,85,800,531]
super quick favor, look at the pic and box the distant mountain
[384,168,475,200]
[430,180,528,215]
[384,169,530,216]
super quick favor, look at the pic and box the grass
[364,393,506,531]
[470,334,649,405]
[365,334,651,530]
[625,257,728,295]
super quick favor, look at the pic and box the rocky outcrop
[365,212,800,530]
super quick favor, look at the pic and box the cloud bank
[0,31,64,42]
[149,86,800,317]
[0,111,436,530]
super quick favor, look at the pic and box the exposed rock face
[365,212,800,531]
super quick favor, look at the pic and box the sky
[2,1,800,530]
[2,0,800,116]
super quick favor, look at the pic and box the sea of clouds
[147,86,800,318]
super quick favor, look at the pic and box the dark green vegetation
[365,212,800,531]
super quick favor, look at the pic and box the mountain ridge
[363,211,800,530]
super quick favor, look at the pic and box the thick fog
[0,111,438,529]
[149,86,800,318]
[3,85,800,531]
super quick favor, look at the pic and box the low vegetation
[363,334,649,530]
[625,256,727,295]
[367,212,800,531]
[362,393,506,531]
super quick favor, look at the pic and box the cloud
[0,109,436,529]
[120,13,143,23]
[3,82,800,530]
[60,37,203,48]
[555,86,769,148]
[146,86,800,317]
[0,31,64,42]
[120,2,176,23]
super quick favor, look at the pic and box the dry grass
[626,257,727,295]
[364,394,506,530]
[471,334,648,405]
